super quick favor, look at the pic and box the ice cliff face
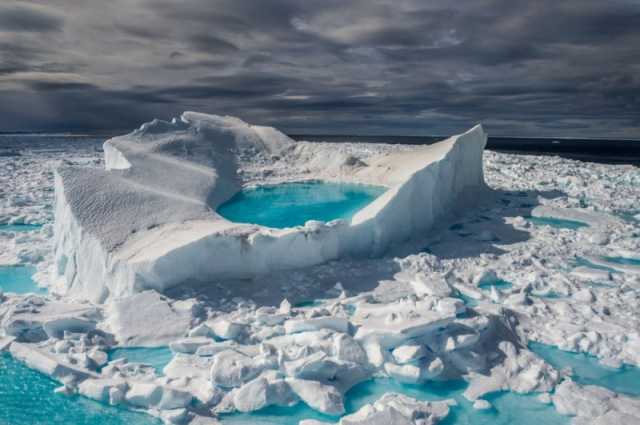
[53,112,487,302]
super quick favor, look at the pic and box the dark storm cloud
[0,60,78,76]
[26,80,97,91]
[187,34,239,54]
[1,0,639,137]
[0,4,63,32]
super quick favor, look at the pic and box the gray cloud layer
[0,0,639,137]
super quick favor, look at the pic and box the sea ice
[1,117,639,425]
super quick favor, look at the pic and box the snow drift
[52,112,487,302]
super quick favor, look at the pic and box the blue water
[529,342,640,396]
[478,278,513,291]
[0,224,42,232]
[221,378,567,425]
[108,347,173,374]
[527,216,588,230]
[217,181,386,229]
[614,210,640,224]
[293,300,325,308]
[0,353,160,425]
[603,256,640,267]
[0,265,46,294]
[572,257,618,274]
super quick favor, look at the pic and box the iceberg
[52,112,487,302]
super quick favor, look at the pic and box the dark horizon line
[1,130,640,143]
[290,134,640,143]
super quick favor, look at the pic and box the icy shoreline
[0,122,639,425]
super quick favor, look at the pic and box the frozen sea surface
[1,133,640,424]
[530,342,640,396]
[221,378,567,425]
[216,181,386,228]
[0,265,45,294]
[0,353,160,425]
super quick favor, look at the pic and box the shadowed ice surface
[220,378,567,425]
[217,181,386,229]
[0,265,46,294]
[530,342,640,396]
[0,353,160,425]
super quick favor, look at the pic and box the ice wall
[53,112,487,302]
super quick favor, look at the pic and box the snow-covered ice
[0,115,639,425]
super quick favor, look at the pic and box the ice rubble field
[0,114,640,425]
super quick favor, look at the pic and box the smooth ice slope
[53,112,487,302]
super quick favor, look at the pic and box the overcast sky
[1,0,639,137]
